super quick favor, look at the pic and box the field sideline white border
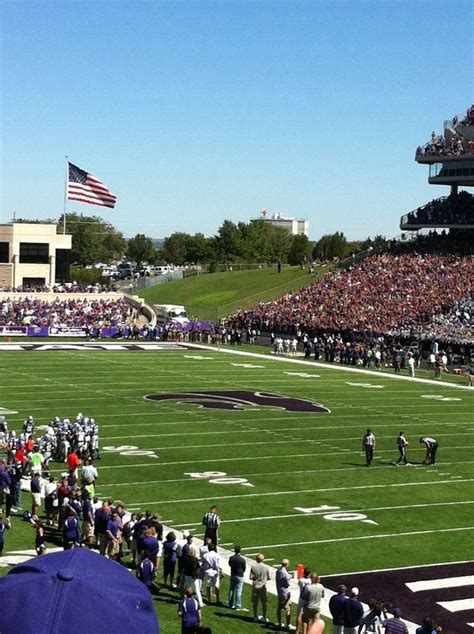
[182,342,473,390]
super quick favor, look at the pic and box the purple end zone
[323,561,474,634]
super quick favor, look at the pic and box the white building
[259,210,309,237]
[0,222,72,288]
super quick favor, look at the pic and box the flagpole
[63,156,69,235]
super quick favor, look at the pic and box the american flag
[67,162,117,209]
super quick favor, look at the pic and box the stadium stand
[0,296,134,329]
[400,191,474,230]
[227,254,474,345]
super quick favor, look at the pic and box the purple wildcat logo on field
[144,390,330,413]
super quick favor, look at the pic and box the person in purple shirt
[106,511,122,561]
[178,588,205,634]
[142,528,160,570]
[344,587,364,634]
[162,531,180,588]
[383,607,409,634]
[63,508,79,550]
[0,514,11,556]
[94,500,111,556]
[137,554,156,590]
[81,493,95,548]
[329,583,347,633]
[0,463,12,504]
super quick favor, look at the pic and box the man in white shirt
[81,460,98,486]
[201,544,221,604]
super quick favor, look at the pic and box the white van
[154,304,190,326]
[153,265,170,275]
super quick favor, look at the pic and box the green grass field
[138,265,329,320]
[1,345,473,633]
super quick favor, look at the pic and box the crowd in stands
[0,296,133,329]
[416,105,474,158]
[0,412,445,633]
[391,229,474,257]
[403,192,474,227]
[226,254,474,346]
[0,281,118,293]
[459,104,474,127]
[416,132,467,158]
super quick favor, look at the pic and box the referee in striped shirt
[202,505,220,545]
[420,436,438,465]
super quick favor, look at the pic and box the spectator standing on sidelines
[306,609,325,634]
[30,472,42,516]
[396,432,409,466]
[344,587,364,634]
[162,531,180,588]
[137,553,156,591]
[301,573,325,631]
[407,352,415,378]
[362,429,376,467]
[178,587,212,634]
[201,543,221,604]
[296,566,311,633]
[202,505,220,545]
[382,607,409,633]
[181,546,203,607]
[250,553,271,624]
[415,617,438,634]
[0,514,10,556]
[468,364,474,387]
[276,558,296,630]
[329,584,347,634]
[228,544,246,610]
[420,437,439,465]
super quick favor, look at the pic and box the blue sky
[1,0,472,240]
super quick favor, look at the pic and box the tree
[287,233,312,265]
[215,220,242,261]
[126,234,157,266]
[185,233,215,263]
[161,232,190,264]
[361,234,389,252]
[312,231,348,260]
[59,213,126,265]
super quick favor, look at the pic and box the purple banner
[27,326,49,337]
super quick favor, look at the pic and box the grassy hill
[138,265,329,321]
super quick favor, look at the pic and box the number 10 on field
[295,505,378,525]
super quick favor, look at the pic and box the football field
[2,343,473,633]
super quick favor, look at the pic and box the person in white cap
[344,587,364,634]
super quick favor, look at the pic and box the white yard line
[314,559,474,577]
[97,461,474,487]
[108,478,474,506]
[237,525,474,550]
[100,429,474,441]
[182,343,474,390]
[168,500,474,526]
[55,452,473,471]
[95,440,474,452]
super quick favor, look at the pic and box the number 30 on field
[185,471,254,487]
